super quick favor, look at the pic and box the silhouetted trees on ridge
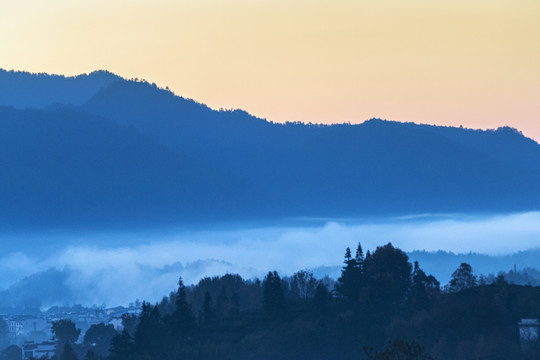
[22,242,540,360]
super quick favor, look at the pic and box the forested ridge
[1,71,540,229]
[20,243,540,360]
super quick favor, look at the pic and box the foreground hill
[0,70,539,228]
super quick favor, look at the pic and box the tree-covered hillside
[32,243,540,360]
[1,70,540,228]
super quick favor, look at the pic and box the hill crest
[0,69,539,229]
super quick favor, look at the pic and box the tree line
[11,242,540,360]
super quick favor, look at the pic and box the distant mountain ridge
[0,69,539,229]
[0,69,121,108]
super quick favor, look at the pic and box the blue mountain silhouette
[0,69,121,108]
[1,70,539,229]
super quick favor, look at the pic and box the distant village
[1,304,141,359]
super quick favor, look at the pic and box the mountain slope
[0,70,539,229]
[0,106,247,228]
[81,80,540,213]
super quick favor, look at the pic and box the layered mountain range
[1,69,539,229]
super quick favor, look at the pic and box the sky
[1,0,539,140]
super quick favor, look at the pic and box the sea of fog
[1,212,540,307]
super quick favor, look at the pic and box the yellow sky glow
[1,0,539,140]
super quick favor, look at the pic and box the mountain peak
[0,68,123,109]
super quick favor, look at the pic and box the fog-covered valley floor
[2,212,540,308]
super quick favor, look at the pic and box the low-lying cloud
[1,212,540,307]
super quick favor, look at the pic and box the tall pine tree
[263,271,285,316]
[337,243,365,301]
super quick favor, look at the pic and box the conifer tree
[344,247,352,264]
[263,271,285,316]
[355,243,364,269]
[171,277,196,336]
[134,303,163,357]
[337,243,365,301]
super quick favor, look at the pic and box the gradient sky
[1,0,539,140]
